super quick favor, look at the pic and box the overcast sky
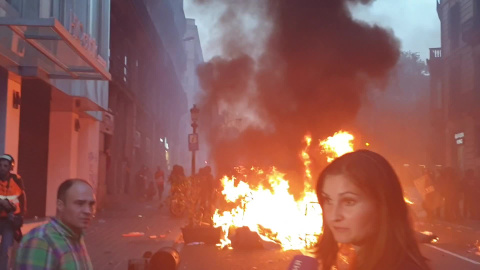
[184,0,440,61]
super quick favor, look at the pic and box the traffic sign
[188,133,199,151]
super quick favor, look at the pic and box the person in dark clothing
[135,166,147,200]
[443,167,461,221]
[198,166,214,209]
[315,150,430,270]
[155,166,165,201]
[462,169,477,219]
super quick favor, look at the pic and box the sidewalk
[84,195,187,269]
[17,196,302,270]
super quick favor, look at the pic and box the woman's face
[320,174,377,247]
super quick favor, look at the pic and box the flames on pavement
[212,131,355,250]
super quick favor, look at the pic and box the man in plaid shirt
[15,179,96,269]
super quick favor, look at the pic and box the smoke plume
[195,0,400,177]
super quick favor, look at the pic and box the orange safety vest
[0,175,23,216]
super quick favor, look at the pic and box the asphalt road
[417,220,480,269]
[82,196,480,269]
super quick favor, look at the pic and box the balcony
[430,48,442,59]
[462,17,480,46]
[427,48,443,75]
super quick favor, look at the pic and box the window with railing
[430,48,442,59]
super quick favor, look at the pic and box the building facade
[180,18,207,170]
[0,0,111,217]
[107,0,189,197]
[428,0,480,173]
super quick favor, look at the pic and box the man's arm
[16,237,57,270]
[12,174,26,215]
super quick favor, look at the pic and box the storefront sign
[69,11,98,58]
[454,132,464,145]
[188,134,199,151]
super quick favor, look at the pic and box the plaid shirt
[15,218,93,270]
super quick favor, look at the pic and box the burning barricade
[199,131,355,251]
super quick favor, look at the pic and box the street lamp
[189,105,200,175]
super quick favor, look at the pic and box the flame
[213,131,357,250]
[320,131,354,162]
[301,135,313,181]
[213,168,322,250]
[404,197,414,205]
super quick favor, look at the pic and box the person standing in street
[462,169,477,219]
[155,166,165,201]
[0,154,26,270]
[16,179,95,270]
[135,166,147,201]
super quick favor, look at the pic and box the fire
[320,131,354,162]
[212,168,322,250]
[212,131,356,250]
[404,197,414,205]
[302,135,313,181]
[211,130,418,250]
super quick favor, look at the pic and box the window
[123,56,128,83]
[449,3,461,50]
[89,0,102,47]
[476,126,480,157]
[39,0,51,18]
[449,66,461,116]
[73,0,87,28]
[51,0,65,22]
[475,57,480,102]
[436,81,443,109]
[474,0,480,31]
[6,0,22,14]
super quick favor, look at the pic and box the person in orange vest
[0,154,26,269]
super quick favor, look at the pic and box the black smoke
[195,0,400,178]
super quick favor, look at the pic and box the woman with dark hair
[315,150,430,270]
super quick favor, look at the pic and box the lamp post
[189,105,200,175]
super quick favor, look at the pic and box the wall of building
[17,79,51,218]
[45,111,79,216]
[107,0,189,197]
[0,69,21,166]
[436,0,480,174]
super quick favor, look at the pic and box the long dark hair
[315,150,429,270]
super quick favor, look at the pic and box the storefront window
[89,0,102,52]
[6,0,22,14]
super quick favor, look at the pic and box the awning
[0,17,111,81]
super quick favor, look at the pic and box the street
[418,220,480,269]
[84,197,186,269]
[79,198,480,269]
